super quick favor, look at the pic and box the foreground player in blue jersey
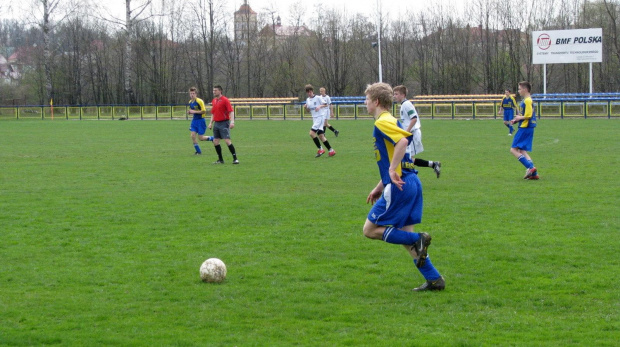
[362,82,445,292]
[510,81,539,180]
[187,87,213,155]
[498,89,519,135]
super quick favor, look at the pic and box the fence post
[472,102,476,119]
[451,102,455,119]
[584,101,587,119]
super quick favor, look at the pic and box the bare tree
[307,9,353,95]
[30,0,77,103]
[602,0,620,62]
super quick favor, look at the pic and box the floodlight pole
[377,0,383,82]
[589,62,593,94]
[543,64,547,94]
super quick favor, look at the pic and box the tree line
[0,0,618,106]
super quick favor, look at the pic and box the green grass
[1,118,618,346]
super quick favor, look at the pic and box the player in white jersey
[305,84,336,158]
[393,85,441,178]
[319,87,340,137]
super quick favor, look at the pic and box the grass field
[1,118,618,346]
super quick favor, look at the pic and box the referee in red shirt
[208,85,239,164]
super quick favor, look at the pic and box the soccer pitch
[1,119,618,345]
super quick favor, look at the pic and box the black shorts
[213,120,231,139]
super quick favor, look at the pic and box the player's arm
[318,97,327,111]
[498,99,504,114]
[512,97,521,115]
[407,116,417,133]
[367,180,385,205]
[208,110,214,129]
[512,99,532,123]
[389,138,408,190]
[229,109,235,129]
[195,99,206,115]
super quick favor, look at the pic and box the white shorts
[407,129,424,155]
[311,116,325,132]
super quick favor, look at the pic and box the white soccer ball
[199,258,227,283]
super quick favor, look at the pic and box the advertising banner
[532,28,602,64]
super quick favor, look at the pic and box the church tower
[234,1,257,43]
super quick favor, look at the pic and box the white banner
[532,28,603,64]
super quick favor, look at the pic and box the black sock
[228,144,237,160]
[329,126,336,132]
[414,158,430,167]
[313,137,321,148]
[215,144,223,161]
[322,140,332,150]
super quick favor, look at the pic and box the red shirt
[211,96,233,122]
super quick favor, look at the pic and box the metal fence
[2,95,619,120]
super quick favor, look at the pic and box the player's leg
[364,180,422,245]
[309,128,324,157]
[363,219,421,244]
[190,130,201,154]
[197,119,213,142]
[326,117,339,136]
[511,129,537,178]
[411,138,440,178]
[318,130,335,156]
[212,124,224,164]
[218,124,237,163]
[405,175,444,291]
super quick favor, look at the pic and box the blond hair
[365,83,393,110]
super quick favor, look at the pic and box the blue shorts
[367,173,423,229]
[503,110,514,122]
[190,118,207,135]
[512,127,534,151]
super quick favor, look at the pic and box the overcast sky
[94,0,463,25]
[5,0,465,28]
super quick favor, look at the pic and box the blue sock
[194,144,201,153]
[509,125,514,133]
[518,155,532,169]
[382,227,420,245]
[415,255,441,281]
[528,160,535,169]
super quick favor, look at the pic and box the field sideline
[1,119,618,345]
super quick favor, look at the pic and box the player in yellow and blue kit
[187,87,213,155]
[498,89,519,135]
[510,81,539,180]
[362,82,444,292]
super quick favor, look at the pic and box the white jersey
[399,100,421,131]
[306,95,326,118]
[400,100,424,155]
[322,94,332,118]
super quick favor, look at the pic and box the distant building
[0,53,22,85]
[259,16,312,40]
[234,1,257,43]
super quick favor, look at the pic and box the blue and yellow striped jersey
[189,98,206,120]
[373,111,414,185]
[501,96,517,110]
[518,97,537,128]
